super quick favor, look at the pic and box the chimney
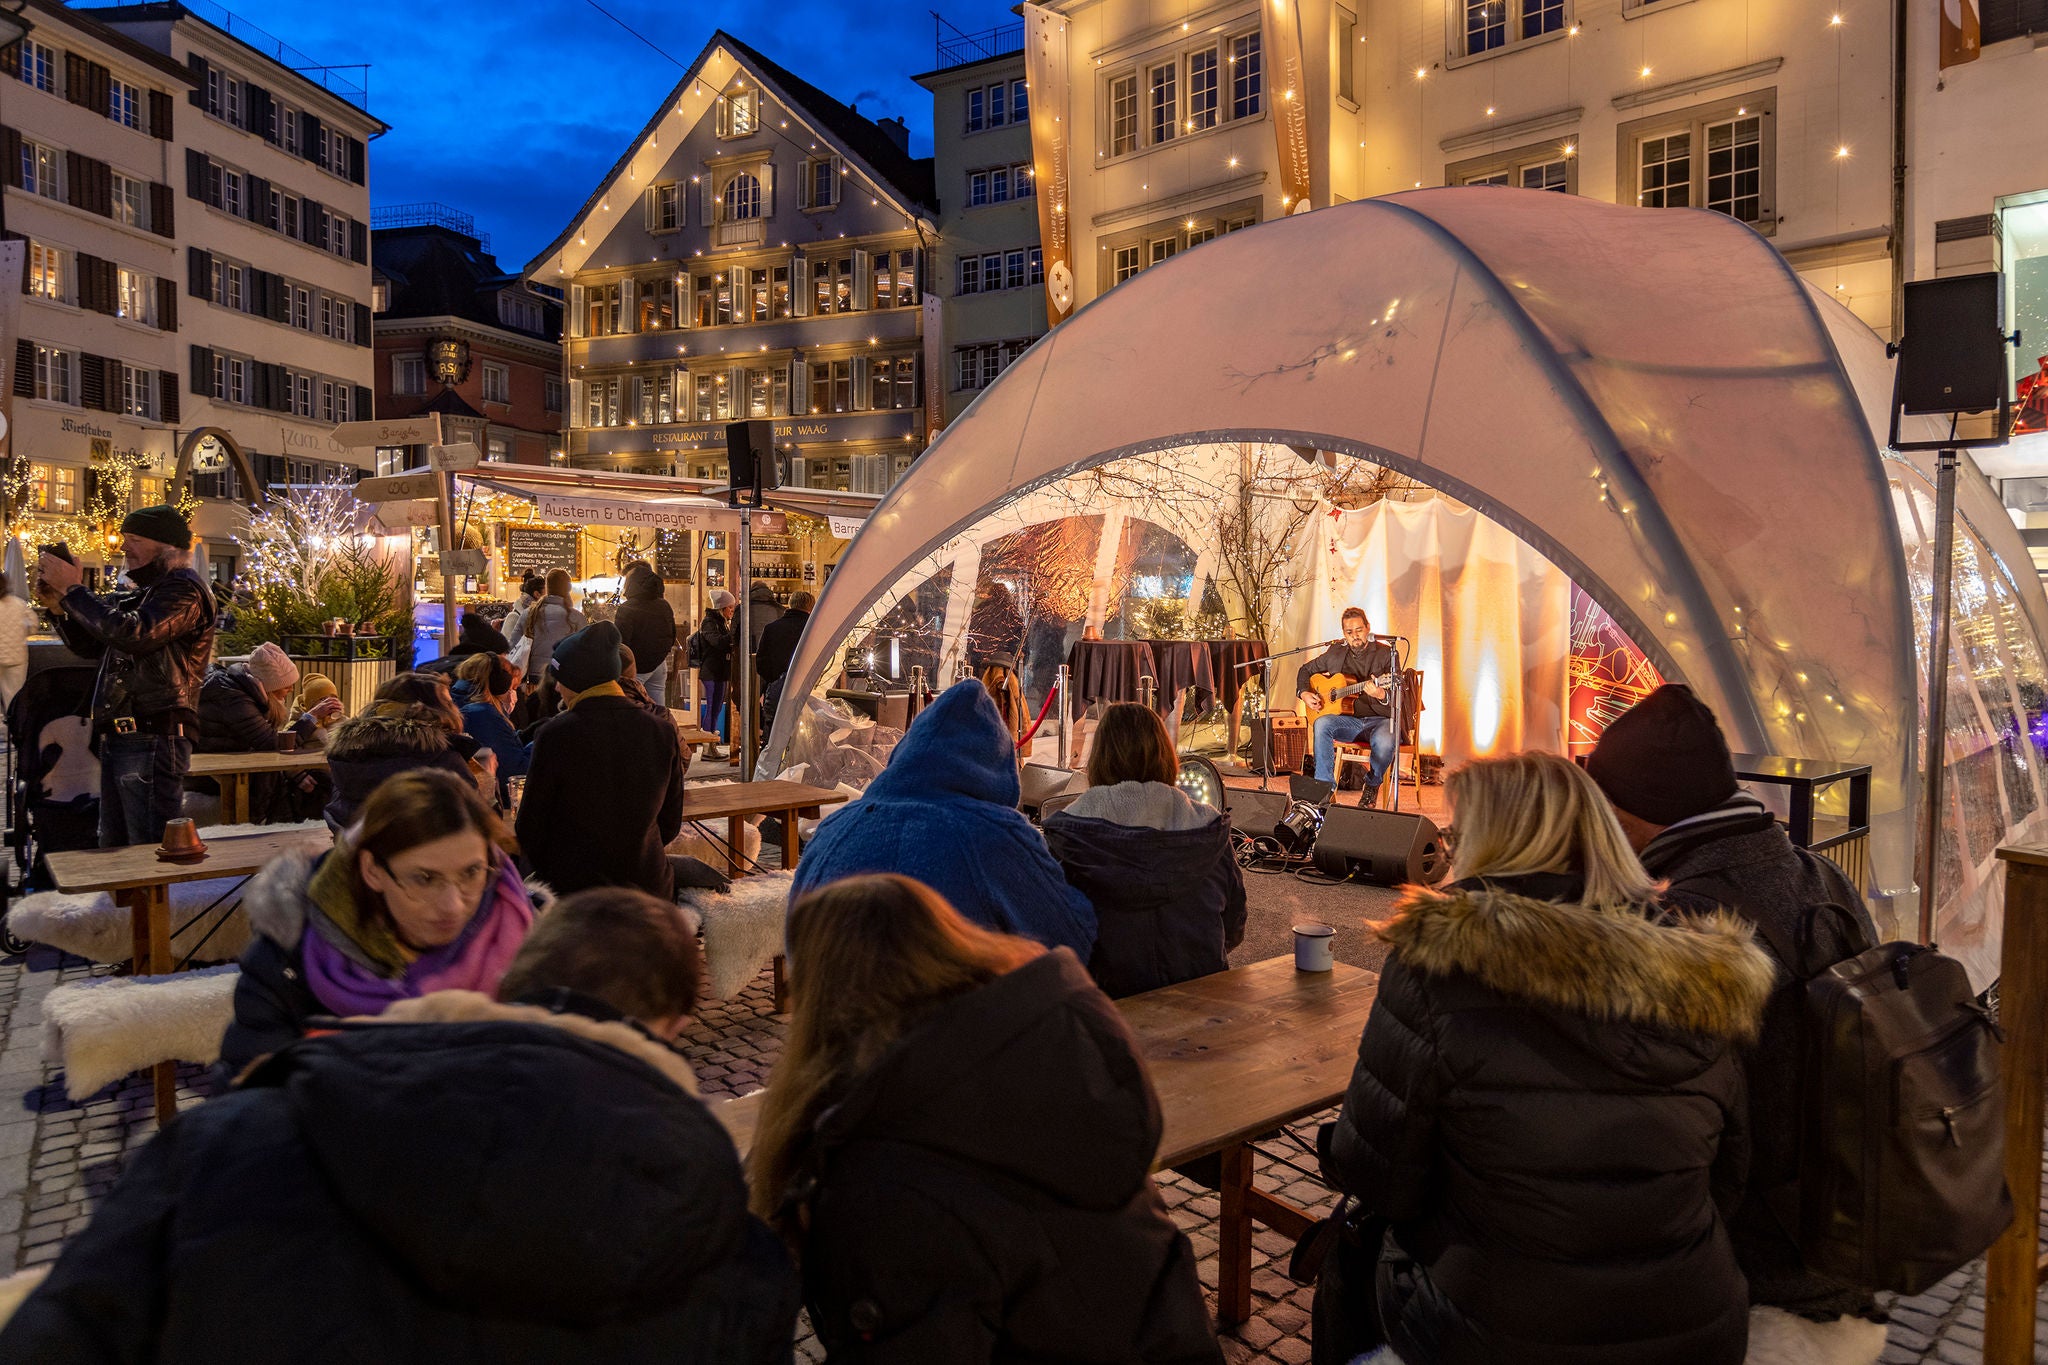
[878,116,910,153]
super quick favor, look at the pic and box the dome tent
[765,189,2048,977]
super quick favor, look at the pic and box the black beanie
[553,620,623,692]
[121,504,191,550]
[1585,683,1739,826]
[457,612,512,655]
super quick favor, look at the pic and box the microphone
[1369,632,1405,642]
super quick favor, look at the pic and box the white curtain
[1275,497,1571,767]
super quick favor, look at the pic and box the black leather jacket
[52,561,216,723]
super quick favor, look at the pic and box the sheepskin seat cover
[678,871,791,1000]
[40,964,240,1100]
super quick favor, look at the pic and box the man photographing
[34,505,216,846]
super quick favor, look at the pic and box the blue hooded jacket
[791,681,1097,958]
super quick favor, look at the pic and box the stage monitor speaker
[723,419,778,491]
[1312,808,1451,886]
[1898,274,2007,415]
[1249,713,1308,775]
[1223,787,1292,840]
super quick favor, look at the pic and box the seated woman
[748,874,1219,1364]
[450,652,531,793]
[1318,751,1774,1365]
[191,643,341,822]
[790,680,1095,958]
[323,672,495,830]
[1043,703,1245,997]
[220,768,539,1071]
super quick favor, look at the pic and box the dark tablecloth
[1139,640,1218,711]
[1064,640,1158,718]
[1208,640,1271,711]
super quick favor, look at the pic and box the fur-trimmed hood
[323,706,453,763]
[374,990,697,1095]
[1384,880,1774,1043]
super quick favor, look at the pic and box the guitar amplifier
[1248,713,1309,775]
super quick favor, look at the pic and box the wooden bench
[713,955,1378,1324]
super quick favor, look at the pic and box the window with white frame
[121,366,155,419]
[394,355,426,396]
[212,259,244,311]
[111,172,145,228]
[288,371,314,418]
[28,243,66,301]
[116,268,153,325]
[1112,245,1141,284]
[21,140,62,200]
[481,362,511,404]
[500,292,544,332]
[280,102,300,155]
[1188,47,1219,131]
[807,157,837,208]
[725,172,761,221]
[1230,32,1263,119]
[221,168,243,218]
[1460,0,1566,57]
[967,78,1023,134]
[1449,139,1580,195]
[320,379,349,424]
[319,294,348,340]
[33,346,73,404]
[18,41,55,93]
[721,89,758,137]
[290,284,311,330]
[31,463,78,513]
[214,353,249,403]
[1465,0,1506,54]
[1013,80,1029,122]
[109,79,142,129]
[1104,202,1260,288]
[1149,61,1178,144]
[544,375,563,412]
[1621,93,1774,228]
[327,211,353,258]
[650,182,681,231]
[1109,73,1139,156]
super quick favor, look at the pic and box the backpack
[1756,907,2013,1294]
[686,629,706,671]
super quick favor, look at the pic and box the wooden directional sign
[428,442,481,472]
[356,472,441,503]
[372,500,439,529]
[330,416,442,449]
[440,549,488,577]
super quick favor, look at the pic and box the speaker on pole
[1312,807,1450,886]
[723,419,778,504]
[1896,274,2008,416]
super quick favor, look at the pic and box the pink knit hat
[246,641,300,694]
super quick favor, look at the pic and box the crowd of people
[2,510,1899,1365]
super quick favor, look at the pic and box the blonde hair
[747,875,1042,1229]
[1444,751,1660,911]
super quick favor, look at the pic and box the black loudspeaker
[723,418,778,491]
[1312,808,1450,886]
[1223,787,1292,840]
[1898,274,2007,415]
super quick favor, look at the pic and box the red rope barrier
[1017,678,1060,749]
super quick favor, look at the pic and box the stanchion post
[737,509,755,780]
[1989,844,2048,1365]
[1918,449,1960,943]
[1056,664,1072,769]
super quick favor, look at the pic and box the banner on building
[1940,0,1981,67]
[1023,3,1076,327]
[1262,0,1313,214]
[922,292,947,437]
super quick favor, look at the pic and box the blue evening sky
[188,0,1020,268]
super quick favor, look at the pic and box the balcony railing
[936,20,1023,69]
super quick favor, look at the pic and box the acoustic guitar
[1305,671,1397,715]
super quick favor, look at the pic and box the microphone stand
[1235,639,1337,794]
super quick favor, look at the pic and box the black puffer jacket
[51,560,215,722]
[1,993,800,1363]
[693,609,735,683]
[614,565,677,676]
[322,705,473,830]
[1042,781,1247,997]
[1643,805,1878,1318]
[195,664,313,755]
[1321,873,1774,1365]
[793,948,1221,1364]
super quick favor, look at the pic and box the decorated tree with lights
[220,478,407,655]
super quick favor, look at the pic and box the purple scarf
[299,853,534,1018]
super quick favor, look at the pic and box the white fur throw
[669,819,762,873]
[0,1268,50,1333]
[1744,1306,1887,1365]
[679,871,791,1000]
[40,964,240,1100]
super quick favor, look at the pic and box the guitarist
[1296,607,1397,799]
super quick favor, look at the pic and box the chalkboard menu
[655,529,692,580]
[507,526,581,576]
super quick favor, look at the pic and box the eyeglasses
[377,859,491,897]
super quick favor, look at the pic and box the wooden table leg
[773,955,789,1014]
[124,887,179,1127]
[781,807,799,871]
[1217,1141,1255,1326]
[1987,856,2048,1364]
[727,816,745,876]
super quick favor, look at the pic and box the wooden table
[1987,843,2048,1365]
[713,955,1377,1325]
[679,778,846,877]
[46,827,334,1123]
[187,749,330,825]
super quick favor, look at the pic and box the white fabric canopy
[765,189,2048,974]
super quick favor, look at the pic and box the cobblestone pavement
[1,944,2043,1361]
